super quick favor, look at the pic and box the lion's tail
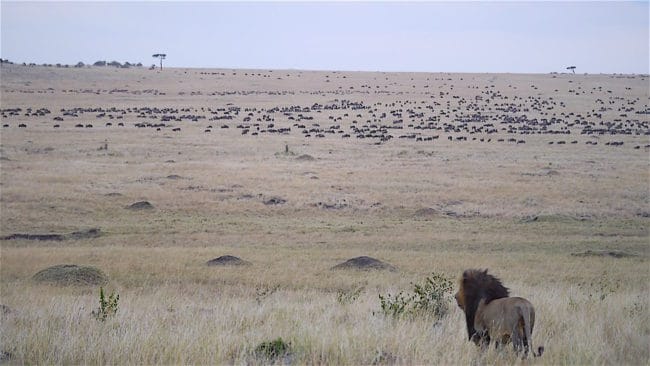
[521,306,544,357]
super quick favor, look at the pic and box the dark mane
[462,269,509,303]
[457,269,510,340]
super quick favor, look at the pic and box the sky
[1,1,648,74]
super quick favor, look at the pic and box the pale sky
[1,1,648,74]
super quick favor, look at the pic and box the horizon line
[1,60,647,76]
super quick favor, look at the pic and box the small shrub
[379,291,411,318]
[254,337,290,360]
[378,273,453,319]
[411,272,454,318]
[255,284,279,305]
[337,286,363,305]
[577,271,621,301]
[92,287,119,322]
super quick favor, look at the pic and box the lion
[455,269,544,357]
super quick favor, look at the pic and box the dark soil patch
[0,304,11,315]
[331,256,397,271]
[520,214,589,223]
[32,264,108,286]
[68,228,102,240]
[126,201,154,210]
[2,228,101,241]
[314,201,348,210]
[263,197,286,205]
[414,207,439,217]
[0,350,12,363]
[2,233,64,241]
[206,255,251,266]
[571,250,639,258]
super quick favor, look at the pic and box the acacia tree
[152,54,166,70]
[566,66,576,74]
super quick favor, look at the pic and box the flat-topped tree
[152,53,166,70]
[566,66,576,74]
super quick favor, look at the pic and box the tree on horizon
[152,54,166,70]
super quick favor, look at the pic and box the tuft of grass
[254,337,291,361]
[336,285,364,305]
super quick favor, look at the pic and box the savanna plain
[0,64,648,364]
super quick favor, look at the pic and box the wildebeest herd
[1,68,648,150]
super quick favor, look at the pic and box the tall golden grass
[1,65,648,364]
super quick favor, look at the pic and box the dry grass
[1,64,649,364]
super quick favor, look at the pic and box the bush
[254,337,290,360]
[92,287,119,322]
[378,273,453,319]
[411,273,454,318]
[379,291,411,318]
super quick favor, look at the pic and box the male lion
[455,269,544,357]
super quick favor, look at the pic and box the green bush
[379,291,411,318]
[92,287,119,322]
[254,337,290,360]
[378,273,453,319]
[411,273,454,318]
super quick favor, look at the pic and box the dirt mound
[296,154,315,161]
[126,201,154,210]
[206,255,251,266]
[331,256,397,271]
[32,264,108,285]
[571,250,639,258]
